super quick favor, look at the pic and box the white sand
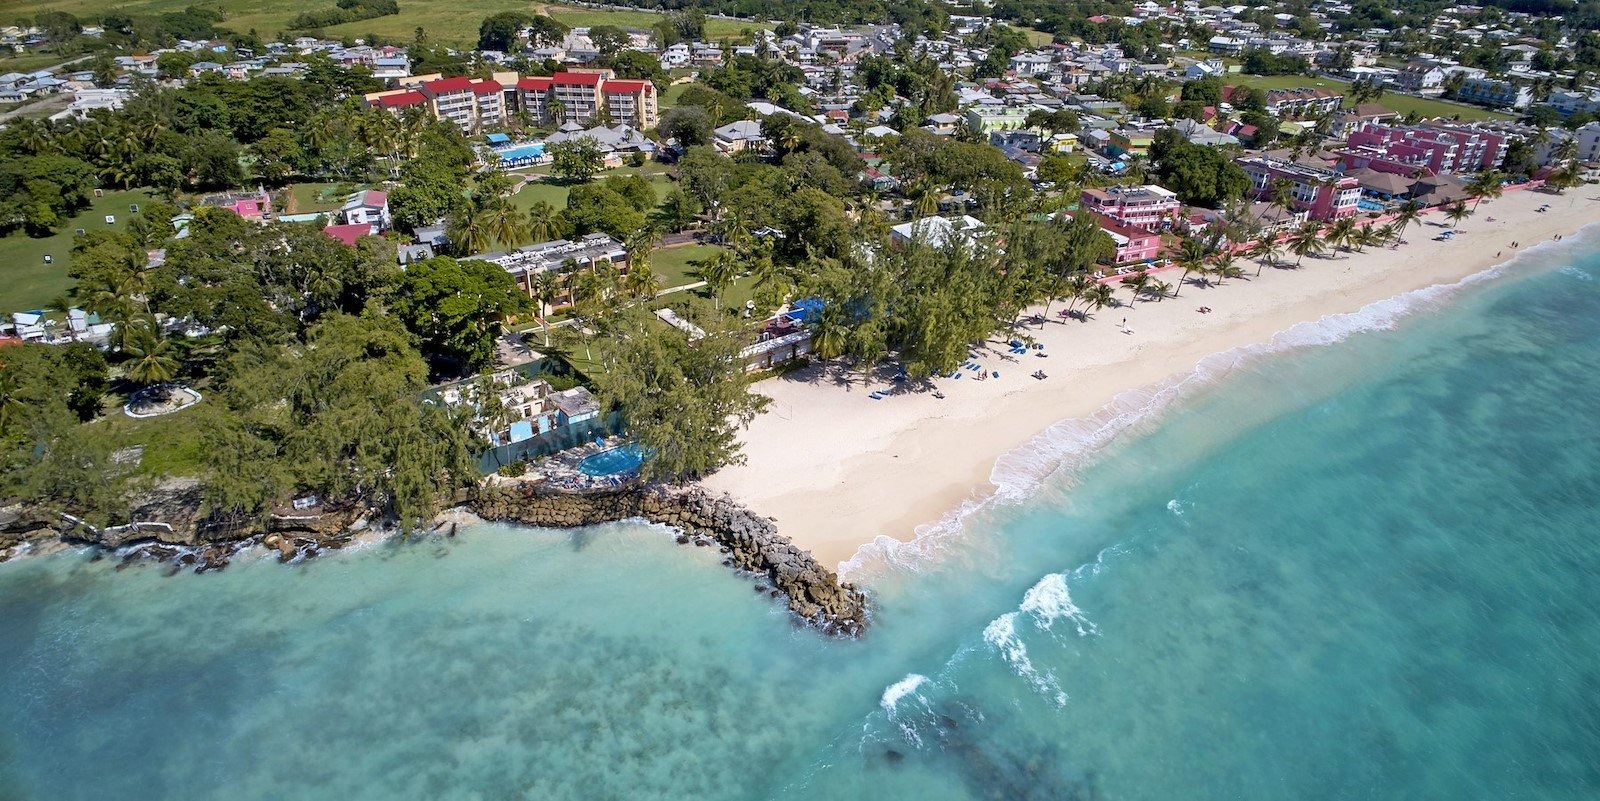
[701,188,1600,570]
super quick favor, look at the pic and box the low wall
[471,483,870,636]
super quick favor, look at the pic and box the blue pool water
[497,143,545,164]
[577,445,646,476]
[3,222,1600,800]
[1357,198,1387,212]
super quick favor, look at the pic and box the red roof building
[324,223,376,247]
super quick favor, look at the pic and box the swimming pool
[1357,198,1388,212]
[498,143,545,164]
[577,445,646,477]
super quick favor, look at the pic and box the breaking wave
[840,226,1599,582]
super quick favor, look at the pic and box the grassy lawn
[662,81,693,109]
[510,169,674,213]
[512,180,572,211]
[0,189,156,314]
[0,51,72,74]
[652,243,724,289]
[94,400,213,479]
[9,0,761,48]
[282,181,362,214]
[1231,75,1516,121]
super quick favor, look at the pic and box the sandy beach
[701,187,1600,570]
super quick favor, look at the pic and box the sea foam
[840,223,1600,582]
[879,673,929,716]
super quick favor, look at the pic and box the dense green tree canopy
[592,311,770,481]
[392,256,527,372]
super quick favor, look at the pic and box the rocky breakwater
[0,480,374,571]
[471,483,870,636]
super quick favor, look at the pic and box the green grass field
[1231,75,1516,121]
[651,243,723,289]
[283,182,363,214]
[510,169,674,213]
[0,189,156,314]
[0,0,761,48]
[0,51,73,74]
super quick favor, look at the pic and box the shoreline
[701,188,1600,573]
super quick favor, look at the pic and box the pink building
[1236,155,1361,222]
[200,188,272,220]
[1341,121,1504,176]
[1078,184,1181,231]
[1068,212,1161,264]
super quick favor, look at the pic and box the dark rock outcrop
[471,483,870,636]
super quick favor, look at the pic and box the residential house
[965,105,1032,134]
[1395,59,1448,94]
[889,215,988,248]
[200,188,272,220]
[339,189,390,230]
[712,119,766,153]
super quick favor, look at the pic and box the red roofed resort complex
[366,70,657,132]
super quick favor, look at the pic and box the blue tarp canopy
[486,133,511,144]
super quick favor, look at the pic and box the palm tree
[1119,271,1151,305]
[1071,282,1114,321]
[913,181,940,217]
[527,201,562,242]
[531,272,559,345]
[447,208,495,256]
[1286,221,1325,267]
[1391,199,1423,245]
[1172,237,1208,297]
[1146,280,1173,302]
[546,98,566,125]
[1551,135,1578,165]
[1209,251,1241,285]
[1248,231,1278,276]
[1445,200,1471,227]
[691,250,739,310]
[0,370,27,433]
[123,329,180,388]
[1547,162,1582,194]
[486,203,530,249]
[811,310,850,360]
[1464,170,1505,210]
[1350,225,1379,252]
[1326,217,1358,254]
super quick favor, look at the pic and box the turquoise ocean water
[5,231,1600,800]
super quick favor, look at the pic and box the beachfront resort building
[440,373,600,447]
[1079,185,1181,231]
[462,233,629,306]
[1237,155,1361,221]
[1340,121,1505,176]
